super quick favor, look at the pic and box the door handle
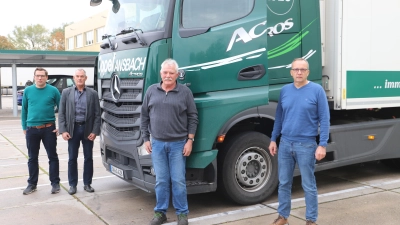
[238,65,266,81]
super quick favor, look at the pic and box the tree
[8,24,49,50]
[0,35,15,50]
[48,23,71,51]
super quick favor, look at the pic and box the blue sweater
[271,82,330,146]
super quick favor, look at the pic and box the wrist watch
[187,138,194,142]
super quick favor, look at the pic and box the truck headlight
[137,144,150,156]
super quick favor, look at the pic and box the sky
[0,0,110,36]
[0,0,112,86]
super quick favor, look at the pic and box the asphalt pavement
[1,95,400,225]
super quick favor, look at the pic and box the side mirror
[90,0,102,6]
[112,0,120,13]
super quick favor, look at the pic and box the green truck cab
[91,0,400,205]
[92,0,321,205]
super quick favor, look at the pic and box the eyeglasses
[291,68,308,73]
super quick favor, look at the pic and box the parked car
[17,75,75,106]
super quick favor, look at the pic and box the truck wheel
[218,131,278,205]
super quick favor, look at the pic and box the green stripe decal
[347,71,400,98]
[268,19,316,59]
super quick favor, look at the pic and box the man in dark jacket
[58,69,101,195]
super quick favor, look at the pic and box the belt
[30,123,54,129]
[75,121,85,125]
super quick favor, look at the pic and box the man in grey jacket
[58,69,101,195]
[141,59,198,225]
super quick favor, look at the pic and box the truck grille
[100,78,143,141]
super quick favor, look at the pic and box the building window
[85,31,94,46]
[96,27,105,43]
[76,34,83,48]
[67,37,74,50]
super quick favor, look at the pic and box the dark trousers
[68,124,94,187]
[26,124,60,185]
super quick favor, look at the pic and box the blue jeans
[68,124,94,187]
[151,138,188,215]
[25,124,60,185]
[277,139,318,221]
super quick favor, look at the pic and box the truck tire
[218,131,278,205]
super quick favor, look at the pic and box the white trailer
[315,0,400,170]
[322,0,400,109]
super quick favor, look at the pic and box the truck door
[171,0,268,94]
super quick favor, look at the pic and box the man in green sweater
[21,67,61,195]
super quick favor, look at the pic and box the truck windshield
[104,0,171,35]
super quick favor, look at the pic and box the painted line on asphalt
[163,204,268,225]
[0,175,115,192]
[163,178,400,224]
[267,185,373,207]
[268,178,400,207]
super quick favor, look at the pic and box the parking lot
[1,95,400,225]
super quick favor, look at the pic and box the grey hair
[291,58,309,69]
[75,68,87,76]
[160,58,179,73]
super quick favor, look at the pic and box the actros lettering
[99,54,146,75]
[227,18,294,52]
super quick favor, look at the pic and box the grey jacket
[58,86,101,139]
[141,82,198,142]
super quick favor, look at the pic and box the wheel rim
[235,146,272,192]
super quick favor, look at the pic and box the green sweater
[21,84,60,130]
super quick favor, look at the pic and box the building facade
[65,10,108,51]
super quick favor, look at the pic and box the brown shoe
[306,220,317,225]
[270,215,289,225]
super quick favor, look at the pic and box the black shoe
[84,185,95,193]
[68,186,77,195]
[177,214,188,225]
[23,184,37,195]
[51,183,60,194]
[150,212,167,225]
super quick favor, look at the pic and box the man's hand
[53,128,59,136]
[62,132,71,141]
[315,146,326,161]
[144,141,152,153]
[183,140,193,156]
[269,141,278,156]
[23,130,26,135]
[88,133,97,141]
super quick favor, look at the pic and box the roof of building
[0,50,98,67]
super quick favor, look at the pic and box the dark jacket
[58,86,101,139]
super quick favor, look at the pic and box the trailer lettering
[227,18,294,52]
[385,79,400,88]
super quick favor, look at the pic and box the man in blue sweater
[141,59,198,225]
[269,58,330,225]
[21,67,61,195]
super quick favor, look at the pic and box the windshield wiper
[117,28,147,46]
[100,33,116,50]
[116,28,134,36]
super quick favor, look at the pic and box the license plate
[110,165,124,178]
